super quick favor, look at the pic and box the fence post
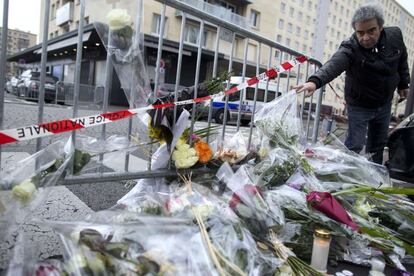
[55,81,61,104]
[404,61,414,117]
[0,0,9,167]
[312,85,325,144]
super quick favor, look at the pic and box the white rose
[12,179,36,203]
[192,203,214,220]
[172,140,199,169]
[106,9,132,30]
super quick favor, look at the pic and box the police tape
[0,55,308,145]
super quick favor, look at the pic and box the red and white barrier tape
[0,55,308,145]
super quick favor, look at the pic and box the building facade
[30,0,414,111]
[0,27,37,75]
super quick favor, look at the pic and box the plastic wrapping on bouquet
[94,17,151,109]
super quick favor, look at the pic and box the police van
[203,76,281,125]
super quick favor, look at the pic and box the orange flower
[194,140,213,164]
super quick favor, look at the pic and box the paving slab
[0,186,94,269]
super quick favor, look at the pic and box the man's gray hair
[351,4,384,29]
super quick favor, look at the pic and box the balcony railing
[175,0,251,30]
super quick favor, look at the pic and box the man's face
[354,18,383,49]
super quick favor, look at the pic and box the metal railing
[56,81,104,107]
[0,0,325,183]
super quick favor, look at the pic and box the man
[295,4,410,164]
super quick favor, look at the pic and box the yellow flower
[106,9,132,30]
[12,179,36,203]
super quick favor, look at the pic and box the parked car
[17,70,64,103]
[5,76,19,94]
[386,112,414,183]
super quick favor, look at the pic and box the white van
[204,76,281,125]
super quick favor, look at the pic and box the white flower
[277,262,294,276]
[258,147,269,159]
[65,253,88,274]
[355,198,374,219]
[235,147,248,159]
[192,203,214,220]
[70,227,84,243]
[106,9,132,30]
[172,140,199,169]
[12,179,36,203]
[87,255,106,273]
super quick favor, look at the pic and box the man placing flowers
[295,4,410,164]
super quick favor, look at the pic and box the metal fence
[0,0,325,184]
[58,82,104,108]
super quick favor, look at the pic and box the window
[306,16,310,24]
[62,23,70,33]
[250,10,260,28]
[288,23,293,33]
[308,1,312,9]
[289,7,294,17]
[218,0,235,12]
[280,3,286,13]
[76,17,89,28]
[278,19,284,29]
[302,44,307,52]
[49,33,54,39]
[151,13,168,37]
[299,0,304,6]
[275,50,280,58]
[276,34,282,42]
[294,41,299,50]
[286,38,291,46]
[51,4,55,19]
[304,30,309,39]
[245,88,276,102]
[184,23,206,46]
[228,90,240,101]
[297,11,303,21]
[55,2,60,17]
[296,26,301,35]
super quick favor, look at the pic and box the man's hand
[293,82,317,97]
[398,88,409,103]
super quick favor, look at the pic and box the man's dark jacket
[308,27,410,108]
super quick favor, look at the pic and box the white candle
[310,229,332,272]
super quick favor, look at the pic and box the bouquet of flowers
[254,90,303,149]
[48,215,216,275]
[94,9,151,109]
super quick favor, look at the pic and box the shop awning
[33,31,92,54]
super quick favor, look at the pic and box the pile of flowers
[1,90,412,275]
[1,10,414,273]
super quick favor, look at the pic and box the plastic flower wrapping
[94,9,151,109]
[44,214,217,276]
[1,88,414,276]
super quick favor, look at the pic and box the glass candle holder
[310,229,332,272]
